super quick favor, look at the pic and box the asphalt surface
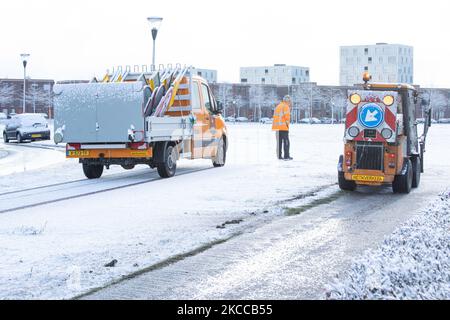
[82,168,449,300]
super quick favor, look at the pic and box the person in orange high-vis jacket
[272,95,293,160]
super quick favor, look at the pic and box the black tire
[338,171,357,191]
[392,159,413,194]
[16,132,23,144]
[213,137,226,168]
[121,164,135,170]
[338,155,356,191]
[157,145,177,178]
[3,132,9,143]
[411,157,421,188]
[82,163,104,179]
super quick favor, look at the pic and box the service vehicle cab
[338,73,431,193]
[3,113,51,143]
[54,66,228,179]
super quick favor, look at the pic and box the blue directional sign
[358,103,384,128]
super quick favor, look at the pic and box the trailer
[53,65,228,179]
[338,72,432,193]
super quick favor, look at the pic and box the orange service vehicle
[53,65,228,179]
[338,73,431,193]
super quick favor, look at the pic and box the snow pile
[326,190,450,300]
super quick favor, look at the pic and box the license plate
[68,150,90,157]
[352,175,385,182]
[32,134,42,138]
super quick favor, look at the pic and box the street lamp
[147,17,163,68]
[20,53,30,113]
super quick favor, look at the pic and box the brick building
[0,78,55,117]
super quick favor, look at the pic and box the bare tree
[249,85,265,122]
[427,89,449,120]
[0,83,15,111]
[26,85,54,116]
[217,84,232,117]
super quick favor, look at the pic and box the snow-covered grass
[326,190,450,300]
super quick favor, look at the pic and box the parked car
[235,117,249,123]
[260,117,273,124]
[299,117,321,124]
[3,113,51,143]
[319,117,333,124]
[438,118,450,124]
[225,116,236,122]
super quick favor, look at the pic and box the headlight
[348,126,360,138]
[383,95,395,106]
[350,94,361,105]
[381,128,393,139]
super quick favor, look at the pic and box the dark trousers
[276,130,290,159]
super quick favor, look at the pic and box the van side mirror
[216,100,224,114]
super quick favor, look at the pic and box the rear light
[67,143,81,151]
[388,153,396,168]
[129,142,148,150]
[345,151,353,166]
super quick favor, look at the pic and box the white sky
[1,0,450,87]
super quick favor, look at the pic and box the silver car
[3,113,51,143]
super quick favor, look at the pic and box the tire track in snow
[0,167,213,214]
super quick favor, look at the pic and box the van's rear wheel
[157,145,177,178]
[83,163,104,179]
[411,157,421,188]
[393,159,413,194]
[3,132,9,143]
[213,137,226,168]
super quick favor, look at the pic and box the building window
[364,48,369,55]
[364,66,369,71]
[305,70,309,77]
[379,57,383,64]
[261,78,265,84]
[197,71,202,77]
[368,57,372,64]
[241,79,248,83]
[388,56,396,64]
[265,69,268,74]
[292,78,296,84]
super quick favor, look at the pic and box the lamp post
[20,53,30,113]
[147,17,163,68]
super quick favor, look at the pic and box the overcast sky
[1,0,449,87]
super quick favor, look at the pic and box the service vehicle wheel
[82,163,104,179]
[121,164,135,170]
[213,137,226,168]
[3,132,9,143]
[392,159,413,194]
[411,157,421,188]
[157,144,177,178]
[338,171,356,191]
[337,155,356,191]
[16,132,23,144]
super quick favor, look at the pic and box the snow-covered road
[0,123,449,299]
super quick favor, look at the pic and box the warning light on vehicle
[350,94,361,105]
[363,72,372,83]
[348,126,360,138]
[383,95,395,106]
[381,128,393,139]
